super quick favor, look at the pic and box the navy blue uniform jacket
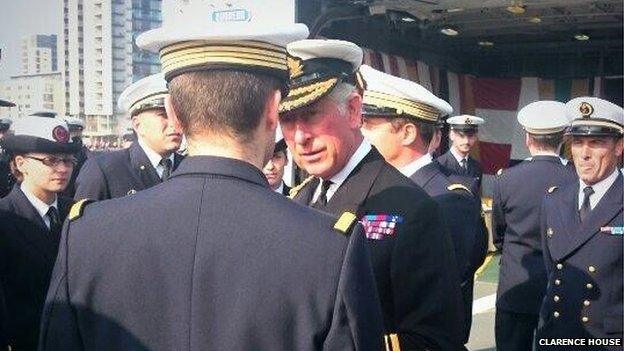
[39,156,384,351]
[0,187,72,351]
[292,148,464,351]
[73,142,182,201]
[437,150,483,189]
[493,156,576,314]
[537,172,623,349]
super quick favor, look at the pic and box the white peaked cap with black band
[280,39,362,113]
[446,115,485,132]
[136,0,309,83]
[565,96,623,137]
[0,116,81,154]
[118,73,168,117]
[517,101,568,135]
[358,64,452,123]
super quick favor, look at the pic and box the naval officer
[493,101,577,351]
[536,97,623,350]
[282,40,464,351]
[0,117,78,351]
[357,64,486,348]
[73,73,183,200]
[437,115,485,189]
[263,131,291,195]
[38,1,383,350]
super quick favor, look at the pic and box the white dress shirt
[312,140,372,203]
[399,154,433,178]
[577,169,620,210]
[21,182,58,230]
[274,181,284,194]
[138,138,175,179]
[451,147,469,165]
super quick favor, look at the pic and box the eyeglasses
[24,155,77,167]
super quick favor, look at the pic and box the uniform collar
[399,153,432,177]
[20,182,57,222]
[313,140,371,203]
[170,155,269,188]
[327,140,371,187]
[578,168,620,210]
[450,147,468,163]
[274,181,284,194]
[138,137,174,170]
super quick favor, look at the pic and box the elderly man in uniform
[0,117,78,351]
[358,65,486,349]
[38,2,383,350]
[282,40,464,351]
[263,133,290,195]
[536,97,623,350]
[493,101,577,351]
[73,73,183,200]
[437,115,485,188]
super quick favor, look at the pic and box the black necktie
[46,206,61,240]
[160,158,172,181]
[312,180,333,209]
[579,186,595,223]
[460,158,468,173]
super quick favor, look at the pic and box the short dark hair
[389,117,436,146]
[529,132,564,151]
[168,70,282,142]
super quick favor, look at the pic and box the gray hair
[326,82,356,115]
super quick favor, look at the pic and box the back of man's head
[168,70,282,143]
[527,132,563,154]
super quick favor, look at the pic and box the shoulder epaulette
[496,168,504,176]
[547,186,558,194]
[288,176,315,199]
[333,211,357,235]
[448,183,473,196]
[69,199,94,221]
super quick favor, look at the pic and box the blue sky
[0,0,61,79]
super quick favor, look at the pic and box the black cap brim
[274,139,287,153]
[0,135,82,154]
[566,125,623,137]
[450,125,479,133]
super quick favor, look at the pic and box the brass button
[554,279,561,286]
[586,283,593,289]
[583,300,590,306]
[547,228,554,237]
[556,263,563,270]
[582,316,589,323]
[553,295,560,302]
[588,266,596,273]
[553,311,560,318]
[140,165,146,170]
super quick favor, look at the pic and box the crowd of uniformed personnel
[0,1,622,351]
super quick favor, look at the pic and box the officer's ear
[263,89,281,134]
[164,95,182,133]
[401,122,417,146]
[346,92,363,129]
[614,137,624,157]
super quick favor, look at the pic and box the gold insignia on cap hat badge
[287,56,304,79]
[579,102,594,118]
